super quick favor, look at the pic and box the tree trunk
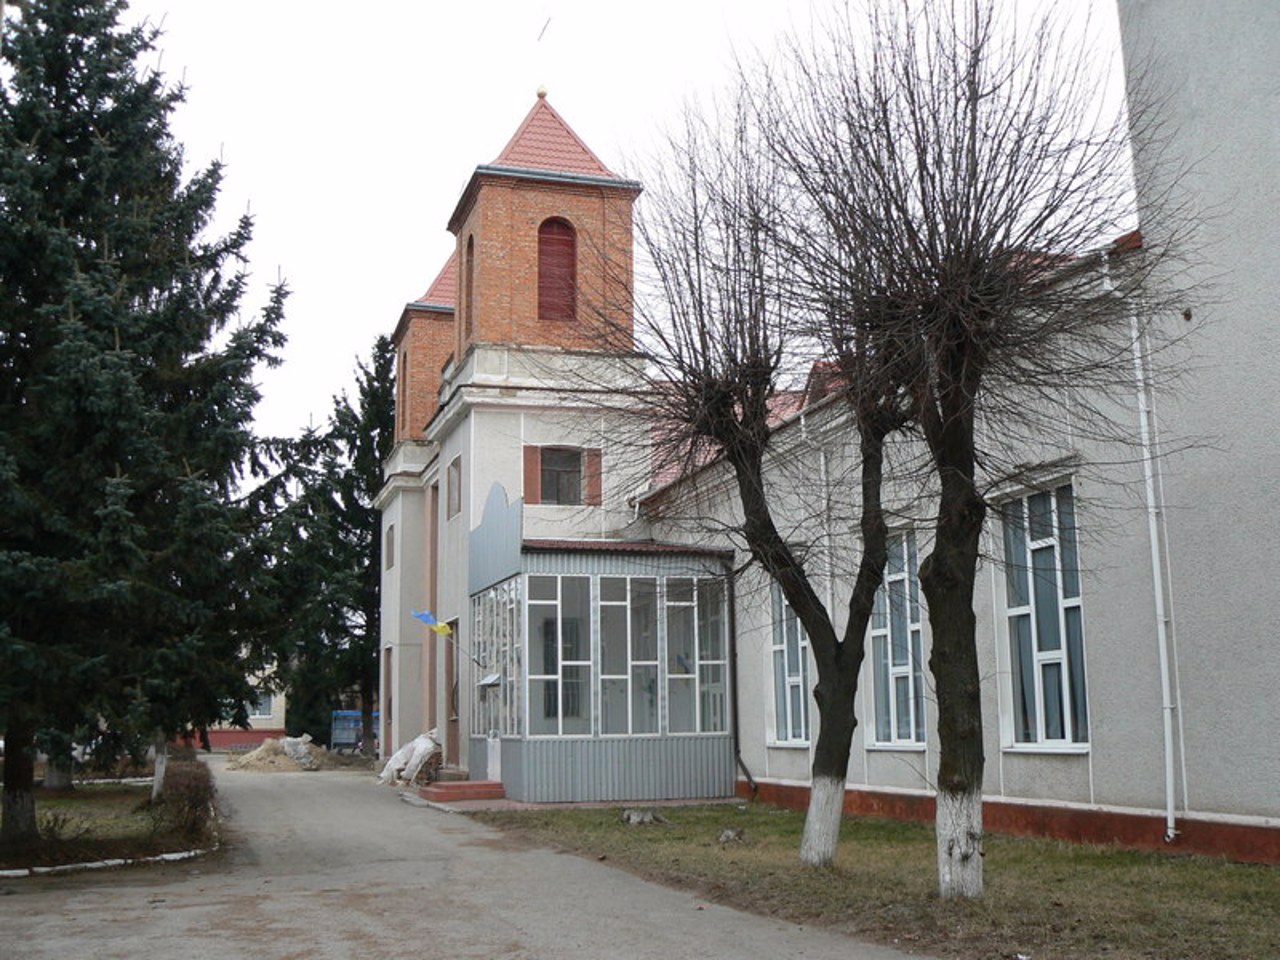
[800,678,857,865]
[920,457,987,898]
[151,732,168,804]
[360,660,377,758]
[43,756,73,790]
[1,717,39,848]
[798,420,892,866]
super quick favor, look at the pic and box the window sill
[865,742,927,753]
[766,740,811,750]
[1002,743,1090,756]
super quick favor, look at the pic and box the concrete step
[418,779,506,803]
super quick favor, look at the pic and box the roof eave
[447,164,643,235]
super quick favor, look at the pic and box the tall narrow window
[771,583,810,744]
[447,456,462,519]
[871,531,926,745]
[464,235,475,339]
[384,524,396,571]
[1002,483,1089,745]
[538,218,576,323]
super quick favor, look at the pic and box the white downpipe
[1130,315,1179,843]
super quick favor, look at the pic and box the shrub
[148,760,218,843]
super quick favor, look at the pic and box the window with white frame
[771,583,810,744]
[471,576,523,737]
[249,689,273,719]
[600,577,659,735]
[1001,483,1089,745]
[871,531,926,745]
[527,575,592,736]
[524,573,728,738]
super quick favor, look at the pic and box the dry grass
[471,803,1280,960]
[0,760,218,870]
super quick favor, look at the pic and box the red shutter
[584,448,602,505]
[523,445,542,505]
[538,219,576,323]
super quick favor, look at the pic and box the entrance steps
[418,779,506,803]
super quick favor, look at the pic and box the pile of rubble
[227,735,322,772]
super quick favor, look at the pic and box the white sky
[119,0,811,439]
[114,1,1122,440]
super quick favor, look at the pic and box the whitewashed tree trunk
[43,757,73,790]
[936,787,984,898]
[799,773,846,866]
[150,733,168,803]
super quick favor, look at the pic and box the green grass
[472,803,1280,960]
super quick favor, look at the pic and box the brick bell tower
[445,90,642,363]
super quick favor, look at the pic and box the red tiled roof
[492,93,615,179]
[418,253,458,309]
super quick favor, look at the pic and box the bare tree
[757,0,1192,896]
[619,92,915,867]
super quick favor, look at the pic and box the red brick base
[737,780,1280,864]
[202,728,285,751]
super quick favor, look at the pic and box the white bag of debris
[378,729,440,784]
[281,733,320,771]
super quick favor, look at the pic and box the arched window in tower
[538,218,576,323]
[464,235,476,339]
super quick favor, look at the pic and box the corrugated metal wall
[481,735,734,802]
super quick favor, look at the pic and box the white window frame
[248,689,273,720]
[1001,482,1090,749]
[598,576,660,736]
[770,583,810,746]
[522,573,728,739]
[869,531,926,748]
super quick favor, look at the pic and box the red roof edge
[419,253,458,309]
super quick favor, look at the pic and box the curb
[0,844,215,879]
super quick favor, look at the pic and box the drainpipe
[1113,259,1179,843]
[724,558,757,796]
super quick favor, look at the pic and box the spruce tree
[267,336,394,754]
[0,0,284,844]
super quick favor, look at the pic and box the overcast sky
[115,1,1122,441]
[115,0,813,439]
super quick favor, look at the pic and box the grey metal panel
[524,552,725,579]
[502,736,734,803]
[469,483,523,593]
[468,736,488,780]
[501,737,526,798]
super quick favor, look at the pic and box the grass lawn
[0,761,216,872]
[472,803,1280,960]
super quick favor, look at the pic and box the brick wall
[394,306,455,443]
[451,175,637,359]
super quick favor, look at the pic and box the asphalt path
[0,757,929,960]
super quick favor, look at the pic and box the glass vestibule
[470,572,729,739]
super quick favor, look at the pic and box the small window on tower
[538,218,576,323]
[540,448,582,505]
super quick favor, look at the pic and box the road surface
[0,757,929,960]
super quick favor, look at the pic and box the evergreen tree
[0,0,284,844]
[267,337,394,755]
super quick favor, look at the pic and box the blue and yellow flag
[411,609,453,636]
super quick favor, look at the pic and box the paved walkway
[0,757,931,960]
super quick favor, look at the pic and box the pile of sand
[226,737,377,773]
